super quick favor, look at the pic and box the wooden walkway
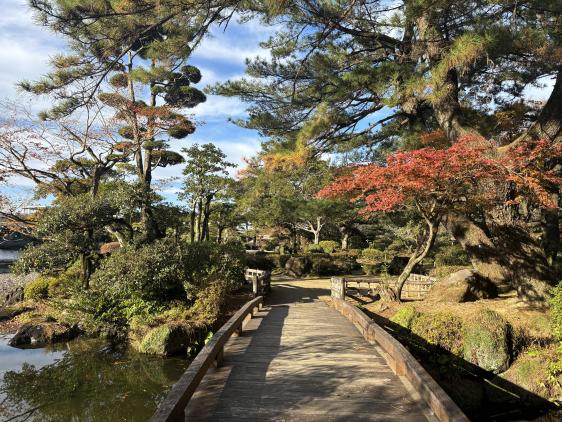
[186,281,434,421]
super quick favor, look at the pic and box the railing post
[252,275,259,297]
[214,347,224,368]
[331,277,346,299]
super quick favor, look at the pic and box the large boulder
[463,309,510,374]
[137,323,197,356]
[426,269,498,303]
[0,273,39,306]
[9,322,81,347]
[285,256,312,278]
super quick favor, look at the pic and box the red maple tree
[319,136,561,300]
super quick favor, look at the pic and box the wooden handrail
[330,277,468,422]
[150,296,264,422]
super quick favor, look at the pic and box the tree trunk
[395,220,439,301]
[313,230,320,245]
[189,209,196,243]
[445,212,555,302]
[201,195,213,242]
[339,224,351,250]
[217,227,224,244]
[80,253,92,290]
[341,232,349,250]
[196,198,203,242]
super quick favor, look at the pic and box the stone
[463,309,510,373]
[137,323,195,356]
[9,322,81,347]
[425,269,498,303]
[284,256,312,278]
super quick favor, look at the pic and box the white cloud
[191,95,247,119]
[523,74,556,102]
[0,0,64,99]
[192,36,269,64]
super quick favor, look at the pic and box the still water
[0,335,190,421]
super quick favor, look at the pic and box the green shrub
[434,244,470,266]
[305,244,324,254]
[411,311,464,355]
[359,248,387,263]
[12,242,77,275]
[48,263,81,298]
[92,239,186,302]
[358,248,388,275]
[181,241,246,294]
[549,280,562,341]
[68,240,245,332]
[391,305,419,329]
[245,253,276,271]
[318,240,339,254]
[24,276,55,300]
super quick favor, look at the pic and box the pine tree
[22,0,213,240]
[213,0,562,301]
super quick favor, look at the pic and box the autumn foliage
[318,136,561,217]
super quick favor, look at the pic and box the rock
[463,309,510,373]
[284,256,312,278]
[9,322,81,347]
[137,323,196,356]
[425,269,498,303]
[0,273,39,306]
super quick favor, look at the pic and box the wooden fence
[244,268,271,297]
[343,273,436,300]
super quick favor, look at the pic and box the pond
[0,335,190,421]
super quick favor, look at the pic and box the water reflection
[0,335,189,421]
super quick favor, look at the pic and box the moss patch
[411,311,464,355]
[463,309,510,373]
[137,323,196,356]
[390,305,419,329]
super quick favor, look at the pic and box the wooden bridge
[152,278,467,422]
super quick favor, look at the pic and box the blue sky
[0,1,273,203]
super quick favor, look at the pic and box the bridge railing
[330,277,468,422]
[244,268,271,297]
[150,296,264,422]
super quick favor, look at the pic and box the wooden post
[331,277,346,299]
[214,347,224,367]
[252,275,259,298]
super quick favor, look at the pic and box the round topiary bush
[390,305,420,329]
[411,311,464,355]
[318,240,339,254]
[305,244,324,254]
[463,309,511,373]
